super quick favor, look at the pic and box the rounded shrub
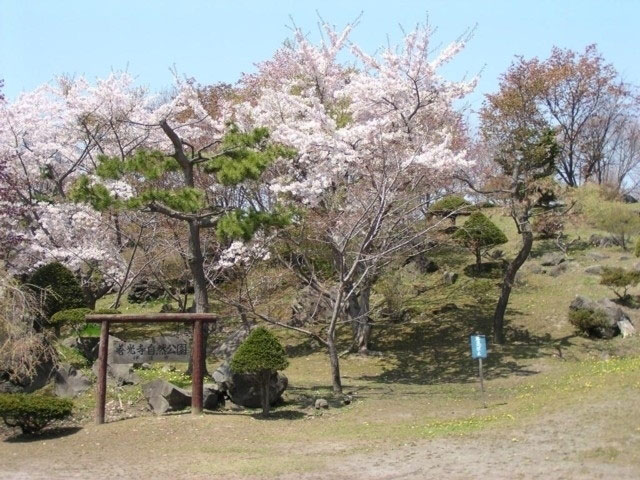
[568,309,610,337]
[231,327,288,416]
[28,262,87,322]
[50,308,92,335]
[0,393,73,434]
[454,212,508,270]
[429,195,471,224]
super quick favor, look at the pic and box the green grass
[20,208,640,478]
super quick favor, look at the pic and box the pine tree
[230,327,289,416]
[454,212,508,271]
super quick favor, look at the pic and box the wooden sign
[112,336,190,364]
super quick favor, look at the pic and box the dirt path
[2,393,638,480]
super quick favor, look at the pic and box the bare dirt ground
[2,382,638,480]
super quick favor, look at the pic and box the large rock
[569,295,635,339]
[76,337,100,362]
[290,287,333,327]
[212,328,251,360]
[203,383,224,410]
[142,379,191,414]
[212,362,288,409]
[127,278,165,304]
[141,380,223,414]
[91,336,140,386]
[540,252,565,266]
[54,364,92,398]
[0,358,55,394]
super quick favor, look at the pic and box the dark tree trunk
[327,333,342,394]
[261,371,271,416]
[186,220,210,377]
[348,285,372,354]
[493,216,533,344]
[475,247,482,271]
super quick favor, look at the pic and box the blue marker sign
[470,335,487,359]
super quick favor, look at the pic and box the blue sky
[2,0,639,119]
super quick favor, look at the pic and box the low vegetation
[0,393,73,435]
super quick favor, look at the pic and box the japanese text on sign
[112,336,190,363]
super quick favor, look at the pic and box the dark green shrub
[429,195,471,224]
[77,308,120,337]
[599,267,640,301]
[568,309,610,337]
[28,263,87,326]
[231,327,288,416]
[0,393,73,434]
[454,212,508,270]
[50,308,92,336]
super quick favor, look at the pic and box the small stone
[540,252,565,267]
[140,363,151,370]
[342,395,352,405]
[587,251,610,261]
[315,398,329,409]
[161,365,176,373]
[548,262,568,277]
[585,265,604,275]
[442,271,458,285]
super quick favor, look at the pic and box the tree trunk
[348,285,372,354]
[475,247,482,272]
[186,220,209,377]
[261,371,271,416]
[493,216,533,344]
[327,334,342,394]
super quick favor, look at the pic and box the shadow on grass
[530,238,590,259]
[4,426,82,443]
[462,262,506,279]
[362,302,554,386]
[249,410,306,420]
[284,338,323,358]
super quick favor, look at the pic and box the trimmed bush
[599,266,640,301]
[50,308,92,336]
[568,308,610,337]
[429,195,471,224]
[0,393,73,434]
[28,263,87,325]
[454,212,508,270]
[231,327,288,416]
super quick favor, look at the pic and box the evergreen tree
[28,262,87,333]
[71,123,293,375]
[230,327,289,416]
[430,195,471,225]
[454,212,508,270]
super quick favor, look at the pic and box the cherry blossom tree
[236,20,475,392]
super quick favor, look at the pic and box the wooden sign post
[86,313,217,425]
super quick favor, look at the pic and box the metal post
[96,320,110,424]
[191,319,204,414]
[478,357,487,408]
